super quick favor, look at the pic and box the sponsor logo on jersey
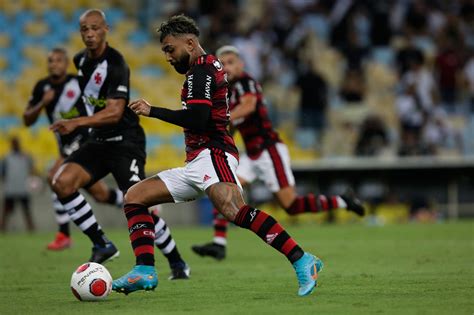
[85,95,107,108]
[205,75,212,99]
[203,174,211,182]
[187,74,193,98]
[60,107,80,119]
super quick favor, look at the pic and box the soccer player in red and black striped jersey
[192,46,365,260]
[112,14,321,297]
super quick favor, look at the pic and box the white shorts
[158,148,242,203]
[237,142,295,192]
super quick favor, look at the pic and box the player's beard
[173,51,191,74]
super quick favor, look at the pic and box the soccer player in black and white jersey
[192,46,365,260]
[112,15,321,297]
[24,47,124,251]
[50,10,189,279]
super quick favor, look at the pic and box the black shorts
[4,196,30,211]
[65,139,146,192]
[58,130,89,158]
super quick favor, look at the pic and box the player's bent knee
[123,187,141,205]
[51,174,76,197]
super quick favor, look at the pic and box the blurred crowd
[146,0,474,157]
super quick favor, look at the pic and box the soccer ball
[70,262,112,301]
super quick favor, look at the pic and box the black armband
[149,105,210,130]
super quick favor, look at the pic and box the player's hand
[42,89,55,107]
[50,119,79,135]
[129,99,151,117]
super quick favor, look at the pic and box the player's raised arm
[229,94,257,122]
[130,62,214,130]
[23,87,55,126]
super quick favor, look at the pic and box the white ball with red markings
[70,262,112,301]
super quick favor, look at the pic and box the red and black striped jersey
[229,73,281,159]
[181,54,238,162]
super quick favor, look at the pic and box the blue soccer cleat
[112,265,158,295]
[293,252,324,297]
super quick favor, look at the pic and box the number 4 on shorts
[129,159,141,182]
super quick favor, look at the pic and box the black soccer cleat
[168,263,191,280]
[341,189,365,216]
[89,242,120,264]
[191,242,226,260]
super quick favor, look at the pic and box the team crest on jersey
[66,90,75,98]
[213,60,223,71]
[94,72,103,85]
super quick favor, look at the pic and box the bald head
[80,9,107,25]
[79,9,109,56]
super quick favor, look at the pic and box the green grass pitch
[0,221,473,314]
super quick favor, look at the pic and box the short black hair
[50,47,68,60]
[157,14,200,42]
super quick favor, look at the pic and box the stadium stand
[0,0,472,177]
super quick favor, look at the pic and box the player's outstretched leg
[281,188,365,217]
[234,205,323,296]
[208,182,323,297]
[191,208,227,260]
[47,193,72,250]
[150,209,190,280]
[192,189,364,261]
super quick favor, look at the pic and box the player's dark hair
[157,14,200,42]
[50,47,68,59]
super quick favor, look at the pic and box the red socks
[233,205,304,263]
[124,203,155,266]
[286,194,343,215]
[212,208,229,245]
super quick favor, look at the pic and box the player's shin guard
[213,208,228,246]
[52,193,70,236]
[286,194,346,215]
[58,192,107,246]
[150,211,184,267]
[233,205,304,263]
[124,204,155,266]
